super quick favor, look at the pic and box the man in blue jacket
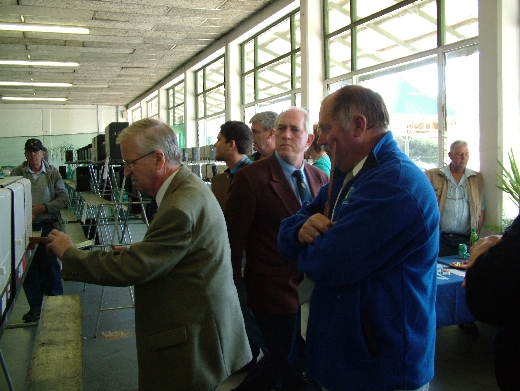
[278,85,439,391]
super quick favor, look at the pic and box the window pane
[356,1,437,69]
[175,82,184,105]
[244,40,255,72]
[258,57,292,100]
[205,57,225,89]
[295,92,301,108]
[168,109,174,126]
[258,18,291,65]
[244,73,255,104]
[328,30,352,78]
[258,95,292,114]
[327,0,351,34]
[197,94,204,118]
[148,97,158,118]
[294,53,301,89]
[204,115,225,146]
[132,107,142,122]
[357,0,407,20]
[445,0,478,44]
[244,106,256,123]
[197,70,204,93]
[206,86,225,116]
[445,49,480,169]
[293,12,301,49]
[175,104,184,125]
[168,89,173,107]
[358,59,439,171]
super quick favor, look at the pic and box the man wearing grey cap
[11,138,69,322]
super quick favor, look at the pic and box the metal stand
[0,348,15,391]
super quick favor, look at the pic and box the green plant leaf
[496,149,520,208]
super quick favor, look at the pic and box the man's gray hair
[450,140,468,153]
[331,86,390,133]
[116,118,181,164]
[249,111,278,131]
[274,107,312,135]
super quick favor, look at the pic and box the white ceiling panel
[0,0,278,106]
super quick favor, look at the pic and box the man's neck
[449,163,465,183]
[225,154,246,170]
[29,161,43,173]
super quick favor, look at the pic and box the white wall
[479,0,520,230]
[0,104,119,167]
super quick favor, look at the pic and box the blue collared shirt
[275,150,309,204]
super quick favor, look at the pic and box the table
[436,255,476,328]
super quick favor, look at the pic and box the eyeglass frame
[122,150,155,169]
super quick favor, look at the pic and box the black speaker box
[59,166,67,179]
[75,166,91,192]
[65,150,74,163]
[105,122,129,162]
[92,134,106,162]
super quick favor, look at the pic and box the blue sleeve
[296,176,439,288]
[278,184,329,261]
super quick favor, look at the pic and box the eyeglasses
[122,151,154,169]
[453,153,469,158]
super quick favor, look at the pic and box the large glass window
[196,56,225,146]
[147,96,158,119]
[131,107,142,123]
[167,80,186,149]
[241,11,301,119]
[325,0,479,168]
[335,58,439,170]
[445,48,480,169]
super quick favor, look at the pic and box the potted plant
[497,148,520,209]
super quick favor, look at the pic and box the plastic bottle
[470,228,479,248]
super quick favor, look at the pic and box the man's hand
[462,235,501,288]
[46,229,74,259]
[32,204,47,217]
[297,213,335,244]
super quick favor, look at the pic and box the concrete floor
[0,216,501,391]
[0,282,500,391]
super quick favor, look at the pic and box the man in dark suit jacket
[225,108,328,391]
[47,118,251,391]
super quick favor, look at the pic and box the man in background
[211,121,254,209]
[278,86,439,391]
[249,111,277,161]
[425,140,484,335]
[226,108,328,390]
[211,120,267,370]
[46,118,251,391]
[425,140,485,256]
[11,138,69,323]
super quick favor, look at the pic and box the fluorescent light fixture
[0,23,89,34]
[0,81,72,87]
[2,97,67,101]
[0,60,79,67]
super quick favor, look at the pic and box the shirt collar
[155,167,180,207]
[275,150,304,177]
[27,161,46,174]
[229,155,250,175]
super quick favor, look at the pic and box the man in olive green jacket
[47,118,251,391]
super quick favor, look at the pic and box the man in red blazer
[225,107,328,391]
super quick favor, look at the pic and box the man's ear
[351,113,367,136]
[228,139,237,151]
[306,133,315,148]
[267,128,275,139]
[154,150,166,170]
